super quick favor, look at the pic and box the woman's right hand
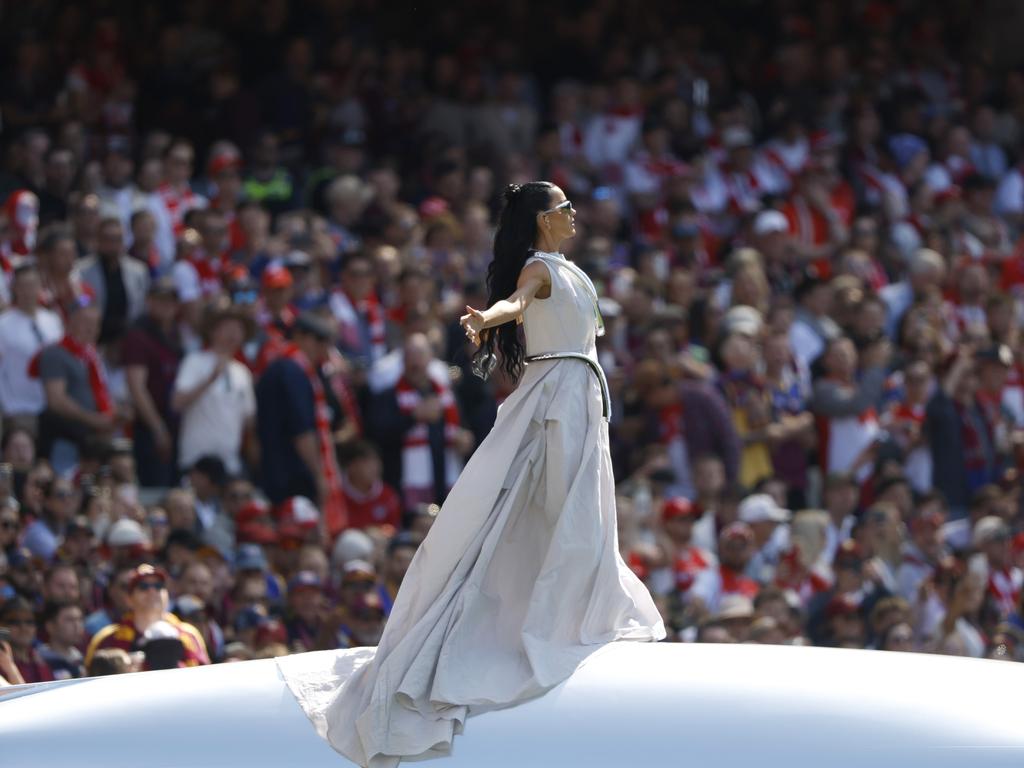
[460,305,486,346]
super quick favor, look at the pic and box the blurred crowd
[4,0,1024,686]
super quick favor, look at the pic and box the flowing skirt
[278,357,666,766]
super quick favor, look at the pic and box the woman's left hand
[460,305,486,346]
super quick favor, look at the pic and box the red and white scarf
[282,344,348,538]
[988,566,1023,616]
[723,166,764,214]
[329,288,387,361]
[29,335,113,415]
[158,183,203,237]
[184,253,223,298]
[395,374,462,497]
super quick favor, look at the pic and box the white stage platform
[2,641,1023,766]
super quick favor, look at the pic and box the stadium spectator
[0,264,63,434]
[33,289,118,462]
[121,278,182,485]
[38,600,86,679]
[256,312,348,537]
[2,0,1024,690]
[77,217,150,345]
[84,564,209,670]
[0,595,53,683]
[172,304,255,476]
[368,332,474,508]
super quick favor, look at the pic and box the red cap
[128,563,169,590]
[254,618,288,647]
[261,264,293,290]
[207,150,242,177]
[235,500,271,525]
[236,521,279,546]
[661,497,697,522]
[276,496,320,540]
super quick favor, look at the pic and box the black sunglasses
[134,580,166,592]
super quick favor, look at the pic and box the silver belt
[524,352,611,422]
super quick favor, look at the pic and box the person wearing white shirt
[879,248,945,339]
[0,264,63,429]
[171,307,255,476]
[789,269,840,368]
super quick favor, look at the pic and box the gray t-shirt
[37,344,96,412]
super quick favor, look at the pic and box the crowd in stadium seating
[3,0,1024,684]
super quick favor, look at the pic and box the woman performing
[278,181,666,766]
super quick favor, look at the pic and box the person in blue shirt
[255,313,334,507]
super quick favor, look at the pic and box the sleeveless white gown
[277,250,666,766]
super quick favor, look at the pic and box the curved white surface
[2,642,1023,767]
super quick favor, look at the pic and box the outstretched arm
[460,261,550,345]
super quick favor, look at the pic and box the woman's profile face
[537,186,577,243]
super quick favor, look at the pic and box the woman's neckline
[530,248,569,261]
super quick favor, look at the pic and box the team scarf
[721,162,766,214]
[184,253,223,298]
[281,344,348,538]
[987,566,1023,616]
[762,138,809,183]
[158,183,203,236]
[29,335,113,415]
[673,544,712,592]
[657,401,684,443]
[329,288,387,361]
[954,397,993,473]
[395,373,461,495]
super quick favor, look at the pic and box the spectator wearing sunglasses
[21,476,76,563]
[84,563,209,670]
[0,595,54,683]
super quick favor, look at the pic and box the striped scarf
[329,288,387,361]
[158,183,203,237]
[395,373,461,498]
[282,344,348,538]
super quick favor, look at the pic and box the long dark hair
[474,181,555,383]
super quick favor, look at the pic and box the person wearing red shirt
[654,496,717,598]
[689,521,760,614]
[973,516,1023,618]
[340,439,403,531]
[781,160,853,278]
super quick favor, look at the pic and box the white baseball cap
[753,209,789,236]
[106,518,150,548]
[738,493,791,524]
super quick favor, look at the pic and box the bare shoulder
[519,258,551,283]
